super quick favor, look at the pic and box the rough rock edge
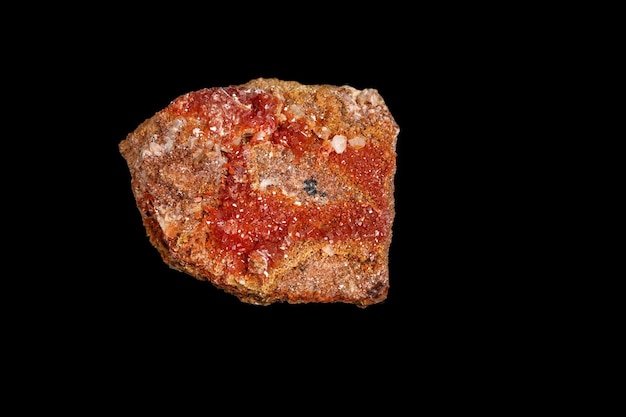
[119,78,399,307]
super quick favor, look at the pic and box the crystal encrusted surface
[119,78,399,307]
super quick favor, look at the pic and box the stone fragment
[119,78,399,307]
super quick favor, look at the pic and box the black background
[26,9,487,405]
[9,5,566,410]
[86,44,426,377]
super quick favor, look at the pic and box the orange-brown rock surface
[119,78,399,307]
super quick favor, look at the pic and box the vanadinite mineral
[119,78,399,307]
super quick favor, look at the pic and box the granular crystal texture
[119,78,399,307]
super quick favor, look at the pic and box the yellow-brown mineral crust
[119,78,399,307]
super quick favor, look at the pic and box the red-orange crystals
[119,78,398,307]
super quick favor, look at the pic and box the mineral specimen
[119,78,399,307]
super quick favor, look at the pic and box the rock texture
[119,78,399,307]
